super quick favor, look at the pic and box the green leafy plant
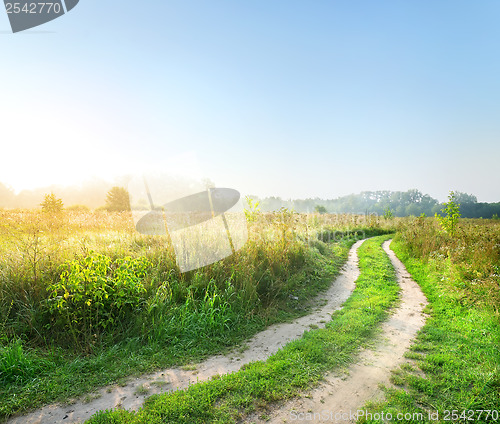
[244,196,261,222]
[47,253,151,349]
[383,207,394,220]
[435,191,461,237]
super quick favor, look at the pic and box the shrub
[47,253,151,349]
[244,196,261,222]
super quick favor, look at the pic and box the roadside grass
[85,234,399,424]
[0,242,338,421]
[0,210,394,421]
[360,221,500,424]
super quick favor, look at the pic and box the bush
[47,253,151,349]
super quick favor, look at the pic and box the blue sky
[1,1,499,202]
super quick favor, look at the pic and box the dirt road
[246,240,428,423]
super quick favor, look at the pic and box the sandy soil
[6,240,365,424]
[245,240,429,423]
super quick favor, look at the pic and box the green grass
[84,235,400,424]
[360,235,500,424]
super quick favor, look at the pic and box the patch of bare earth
[246,240,428,424]
[6,240,365,424]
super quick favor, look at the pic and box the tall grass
[0,210,394,350]
[395,216,500,312]
[0,209,394,419]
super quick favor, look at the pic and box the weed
[180,364,197,371]
[134,384,150,396]
[384,207,394,220]
[83,393,102,404]
[46,253,150,350]
[244,197,261,223]
[150,380,169,388]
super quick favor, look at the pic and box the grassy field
[85,235,400,423]
[3,210,498,423]
[0,209,391,421]
[361,217,500,423]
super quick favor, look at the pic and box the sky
[1,1,499,203]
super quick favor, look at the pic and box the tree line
[1,182,499,218]
[249,189,500,219]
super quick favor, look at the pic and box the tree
[435,191,461,236]
[314,205,327,214]
[105,187,130,212]
[453,191,477,204]
[40,193,64,213]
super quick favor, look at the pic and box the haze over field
[1,1,499,202]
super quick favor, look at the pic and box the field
[0,210,499,423]
[0,209,390,420]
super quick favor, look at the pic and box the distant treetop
[105,187,131,212]
[41,193,64,213]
